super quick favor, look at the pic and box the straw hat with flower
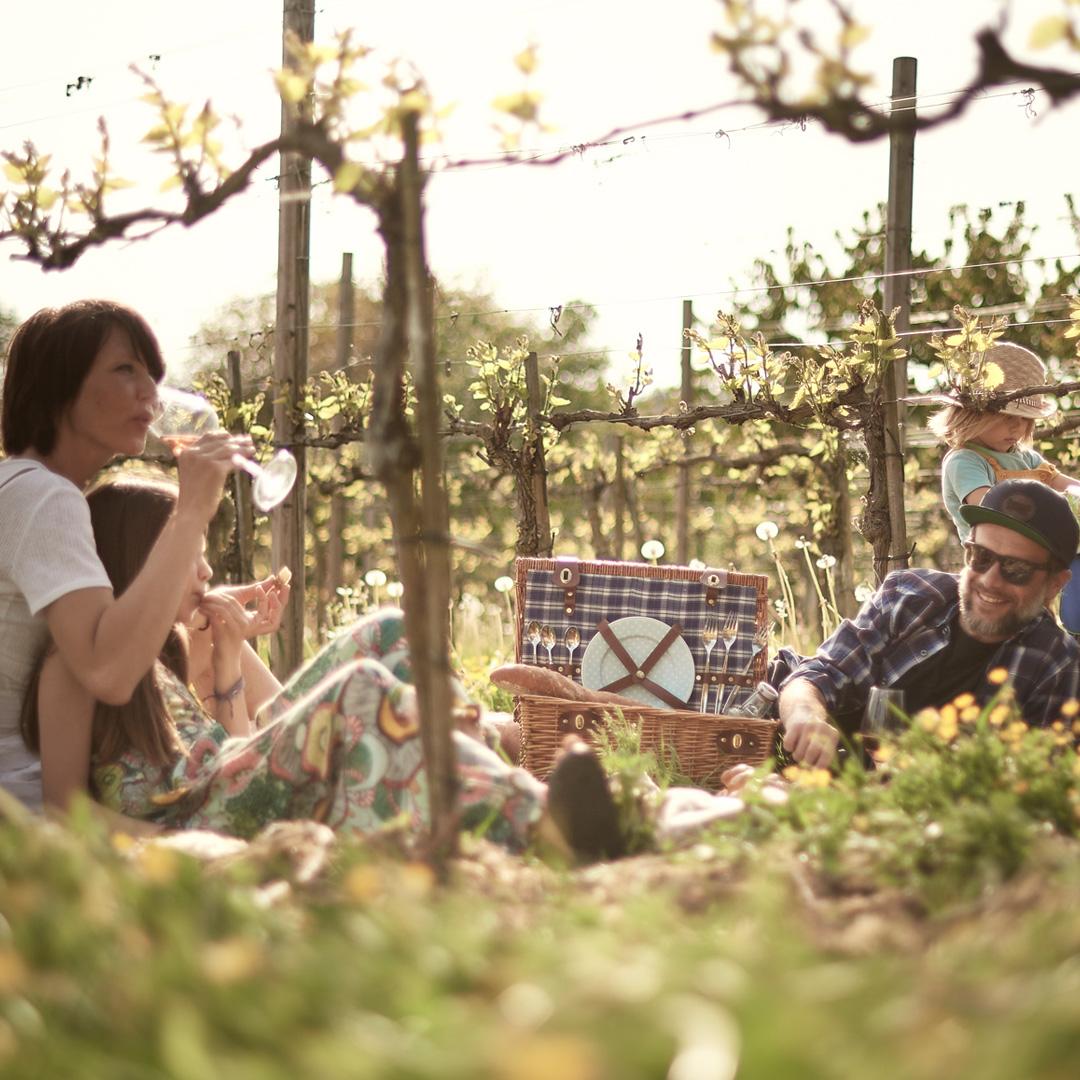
[907,342,1058,419]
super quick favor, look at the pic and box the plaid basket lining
[521,569,764,678]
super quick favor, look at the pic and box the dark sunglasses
[962,541,1052,586]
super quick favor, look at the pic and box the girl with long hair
[22,476,622,859]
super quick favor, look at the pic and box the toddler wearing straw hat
[926,341,1080,630]
[927,342,1080,537]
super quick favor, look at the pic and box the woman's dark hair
[21,475,187,770]
[2,300,164,456]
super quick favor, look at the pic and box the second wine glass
[152,387,298,513]
[860,686,907,763]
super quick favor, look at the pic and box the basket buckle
[556,708,602,735]
[716,730,758,755]
[551,557,581,616]
[699,567,728,608]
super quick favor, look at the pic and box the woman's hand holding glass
[151,386,298,513]
[170,432,251,526]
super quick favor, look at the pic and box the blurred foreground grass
[2,685,1080,1079]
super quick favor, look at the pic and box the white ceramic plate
[580,616,695,709]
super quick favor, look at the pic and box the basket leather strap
[594,618,688,709]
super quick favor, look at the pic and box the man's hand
[779,678,840,768]
[782,712,839,768]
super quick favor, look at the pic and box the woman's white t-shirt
[0,459,110,810]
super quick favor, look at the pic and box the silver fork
[722,623,768,713]
[713,613,740,714]
[699,618,719,712]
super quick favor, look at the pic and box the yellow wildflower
[918,709,941,733]
[1000,720,1028,746]
[344,864,385,903]
[989,705,1010,727]
[497,1033,604,1080]
[135,843,179,886]
[199,938,264,985]
[959,705,980,724]
[0,949,27,995]
[399,862,436,898]
[1060,699,1080,718]
[782,765,831,789]
[1052,721,1065,732]
[952,693,976,709]
[987,667,1009,685]
[938,714,959,742]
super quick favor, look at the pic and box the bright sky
[1,1,1078,387]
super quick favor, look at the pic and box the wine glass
[860,687,907,762]
[151,387,298,513]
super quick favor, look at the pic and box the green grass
[2,687,1079,1078]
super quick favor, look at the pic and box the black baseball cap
[959,479,1079,568]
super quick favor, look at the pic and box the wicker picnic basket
[513,556,779,789]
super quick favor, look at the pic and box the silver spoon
[526,620,542,663]
[564,625,581,672]
[540,625,557,665]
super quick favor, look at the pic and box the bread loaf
[489,663,641,707]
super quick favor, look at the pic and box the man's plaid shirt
[789,568,1080,728]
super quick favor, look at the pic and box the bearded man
[780,479,1080,767]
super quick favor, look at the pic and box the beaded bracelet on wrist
[208,676,245,703]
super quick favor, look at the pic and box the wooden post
[676,300,693,565]
[271,0,314,673]
[227,349,255,583]
[325,253,353,630]
[612,434,626,561]
[334,252,355,371]
[882,55,917,572]
[399,112,457,865]
[524,351,553,557]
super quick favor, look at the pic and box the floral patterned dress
[91,610,546,850]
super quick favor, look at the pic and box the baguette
[489,663,642,707]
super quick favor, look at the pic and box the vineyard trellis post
[881,55,917,576]
[524,351,553,557]
[271,0,314,674]
[227,349,255,584]
[612,434,626,560]
[676,299,694,565]
[322,251,353,637]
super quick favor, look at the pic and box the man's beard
[958,567,1049,641]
